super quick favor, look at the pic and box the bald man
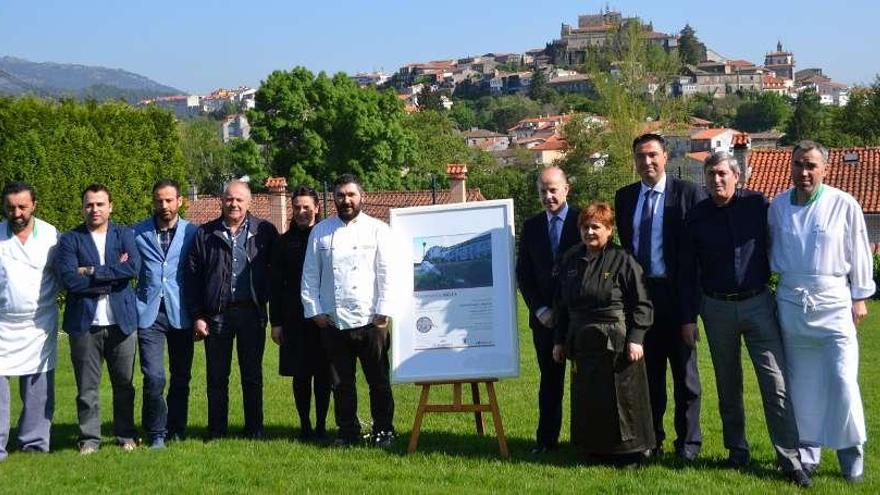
[516,167,581,453]
[186,180,278,440]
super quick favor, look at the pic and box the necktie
[637,190,655,274]
[549,215,562,257]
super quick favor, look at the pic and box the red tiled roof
[732,133,750,147]
[689,116,713,127]
[729,59,755,67]
[746,148,880,213]
[531,134,568,151]
[184,188,487,225]
[691,128,733,140]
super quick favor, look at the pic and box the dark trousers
[644,278,702,454]
[532,324,565,447]
[204,305,266,436]
[69,325,137,448]
[321,324,394,440]
[138,303,195,440]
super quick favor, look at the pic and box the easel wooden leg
[485,381,509,458]
[407,384,432,454]
[471,382,484,436]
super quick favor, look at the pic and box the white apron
[776,273,865,449]
[0,219,59,376]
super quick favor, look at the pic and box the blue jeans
[138,304,195,440]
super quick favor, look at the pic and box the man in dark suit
[55,184,141,455]
[614,134,704,461]
[516,166,581,454]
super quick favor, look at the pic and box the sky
[3,0,879,94]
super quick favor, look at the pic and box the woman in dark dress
[552,202,655,465]
[269,185,331,440]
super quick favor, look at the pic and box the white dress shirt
[301,212,396,330]
[632,174,667,277]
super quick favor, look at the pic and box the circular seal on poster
[416,316,433,334]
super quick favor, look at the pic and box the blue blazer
[133,217,197,330]
[55,221,141,335]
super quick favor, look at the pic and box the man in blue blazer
[55,184,140,454]
[133,180,198,448]
[614,134,705,462]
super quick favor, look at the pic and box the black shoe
[372,431,396,449]
[531,443,558,455]
[787,469,813,488]
[676,448,699,463]
[333,436,360,448]
[298,427,314,442]
[166,432,186,442]
[725,450,751,469]
[647,446,664,459]
[245,429,265,441]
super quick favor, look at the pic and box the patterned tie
[637,190,656,274]
[549,215,562,257]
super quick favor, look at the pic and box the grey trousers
[0,370,54,460]
[801,444,864,478]
[700,290,802,472]
[69,325,137,448]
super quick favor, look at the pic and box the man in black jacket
[614,134,704,461]
[186,180,278,439]
[516,166,581,454]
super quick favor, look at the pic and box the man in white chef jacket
[0,182,60,461]
[768,140,876,483]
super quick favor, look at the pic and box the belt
[704,287,765,302]
[225,300,256,310]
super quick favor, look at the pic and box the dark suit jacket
[614,176,704,321]
[516,206,581,330]
[55,221,141,335]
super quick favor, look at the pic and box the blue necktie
[549,215,562,257]
[637,190,655,274]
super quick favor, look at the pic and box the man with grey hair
[679,152,810,486]
[186,180,278,439]
[769,140,875,483]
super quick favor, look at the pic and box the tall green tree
[734,92,791,132]
[178,118,232,195]
[529,67,551,103]
[0,96,186,230]
[402,110,470,189]
[784,88,827,144]
[678,24,707,66]
[562,20,687,206]
[227,138,269,191]
[249,67,410,189]
[418,84,444,112]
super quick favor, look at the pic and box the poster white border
[390,199,519,383]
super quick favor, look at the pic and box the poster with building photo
[390,199,518,383]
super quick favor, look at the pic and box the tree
[227,138,269,191]
[249,67,410,190]
[529,67,551,103]
[678,24,707,66]
[0,96,187,230]
[401,110,470,189]
[835,76,880,145]
[561,20,687,206]
[418,84,444,112]
[784,88,827,144]
[448,99,478,130]
[734,92,791,132]
[178,118,232,195]
[476,95,541,133]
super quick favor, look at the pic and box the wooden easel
[407,378,509,458]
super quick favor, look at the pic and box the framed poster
[390,199,519,383]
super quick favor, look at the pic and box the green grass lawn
[1,300,878,493]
